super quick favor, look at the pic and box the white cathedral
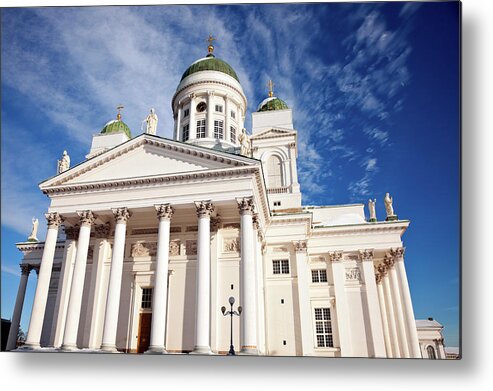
[6,38,447,358]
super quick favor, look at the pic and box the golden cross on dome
[116,104,124,120]
[267,80,274,97]
[207,33,216,54]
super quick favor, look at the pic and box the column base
[239,346,259,355]
[100,344,120,353]
[190,345,213,355]
[60,343,79,351]
[145,346,168,354]
[20,342,41,350]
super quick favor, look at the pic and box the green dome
[257,96,289,112]
[101,119,131,138]
[180,54,240,82]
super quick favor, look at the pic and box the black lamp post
[221,296,242,355]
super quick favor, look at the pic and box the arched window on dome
[427,345,437,359]
[266,155,283,189]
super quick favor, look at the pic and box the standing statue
[239,128,251,157]
[28,217,39,242]
[57,150,70,174]
[143,108,158,135]
[384,192,398,221]
[368,198,377,222]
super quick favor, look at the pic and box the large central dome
[180,54,240,83]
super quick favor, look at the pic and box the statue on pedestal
[368,199,377,222]
[239,128,251,157]
[384,192,398,221]
[57,150,70,174]
[143,108,158,135]
[28,217,39,242]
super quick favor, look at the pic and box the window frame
[311,269,328,283]
[273,259,290,275]
[196,119,206,138]
[230,125,236,143]
[313,307,334,348]
[214,119,224,139]
[141,287,153,310]
[183,108,190,118]
[182,124,190,141]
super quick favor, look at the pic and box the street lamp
[221,296,242,355]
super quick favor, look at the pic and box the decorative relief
[195,201,214,218]
[155,204,174,220]
[345,267,361,281]
[377,263,388,277]
[131,241,157,257]
[94,222,111,238]
[77,210,96,226]
[169,240,180,256]
[210,215,222,231]
[390,247,405,258]
[293,240,307,253]
[64,225,80,240]
[46,212,63,229]
[112,207,132,223]
[236,197,255,215]
[383,254,395,268]
[186,240,197,255]
[223,238,240,253]
[329,251,343,262]
[358,249,374,262]
[252,213,260,230]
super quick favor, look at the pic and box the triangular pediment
[250,127,297,140]
[41,134,258,188]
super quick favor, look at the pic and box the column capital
[376,263,388,277]
[375,271,383,284]
[207,90,215,97]
[390,247,405,259]
[293,240,308,253]
[383,254,395,268]
[112,207,132,223]
[32,265,40,275]
[64,225,80,240]
[329,251,343,262]
[237,197,255,215]
[45,212,64,229]
[94,222,111,238]
[20,264,31,276]
[210,215,221,231]
[252,213,260,230]
[358,249,374,262]
[195,201,214,218]
[155,204,174,220]
[189,92,196,100]
[77,210,96,227]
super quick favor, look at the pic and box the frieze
[293,240,307,253]
[344,254,359,261]
[169,240,181,256]
[329,251,343,262]
[170,226,182,233]
[132,228,159,235]
[223,238,240,253]
[186,240,197,255]
[186,226,198,232]
[131,241,157,257]
[345,267,361,281]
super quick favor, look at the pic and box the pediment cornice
[250,127,297,141]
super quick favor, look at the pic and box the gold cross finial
[207,33,216,54]
[267,80,274,97]
[116,104,124,120]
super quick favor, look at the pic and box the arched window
[266,155,283,188]
[427,345,437,359]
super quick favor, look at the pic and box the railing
[267,187,289,194]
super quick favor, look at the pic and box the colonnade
[11,197,260,354]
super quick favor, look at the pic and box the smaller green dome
[101,119,131,138]
[257,96,289,112]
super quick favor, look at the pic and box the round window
[196,102,207,112]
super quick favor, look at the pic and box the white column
[148,204,174,353]
[385,255,410,358]
[6,265,32,350]
[359,250,386,357]
[224,95,230,142]
[61,210,96,350]
[189,93,196,139]
[50,229,78,348]
[24,212,63,349]
[380,264,401,357]
[192,201,214,354]
[376,273,393,358]
[237,197,258,354]
[391,247,421,358]
[207,91,214,138]
[293,241,314,356]
[85,223,111,349]
[329,251,352,356]
[101,207,132,352]
[175,103,182,141]
[253,218,266,355]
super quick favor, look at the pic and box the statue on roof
[384,192,398,221]
[57,150,70,174]
[27,217,39,242]
[143,108,158,135]
[239,128,251,157]
[368,198,377,222]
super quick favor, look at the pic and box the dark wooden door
[137,313,152,353]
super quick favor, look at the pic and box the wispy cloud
[1,264,20,278]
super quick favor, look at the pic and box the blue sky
[1,2,460,347]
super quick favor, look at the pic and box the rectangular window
[214,120,224,139]
[230,110,236,119]
[314,308,333,348]
[215,104,223,113]
[230,126,236,142]
[312,269,328,283]
[183,108,190,118]
[196,119,206,138]
[141,288,153,309]
[182,124,189,141]
[273,259,289,275]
